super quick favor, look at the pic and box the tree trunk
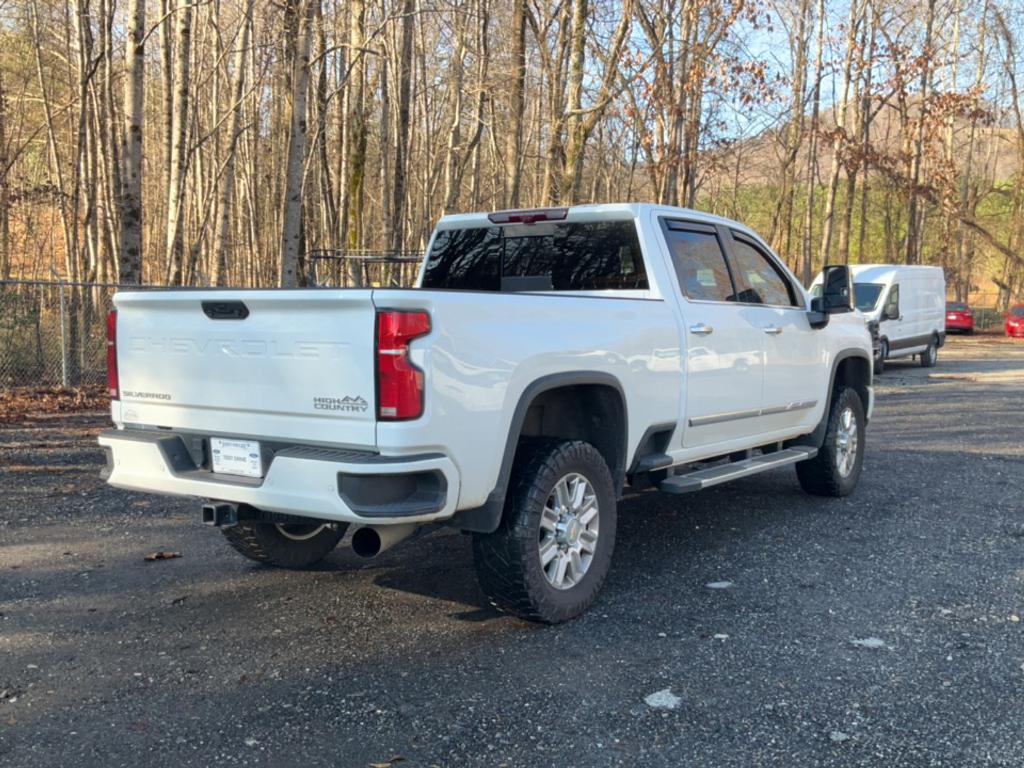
[505,0,527,207]
[801,0,825,285]
[164,3,193,285]
[769,0,810,265]
[904,0,936,265]
[345,0,368,255]
[279,0,316,287]
[159,0,174,240]
[391,0,415,251]
[0,71,9,280]
[818,0,860,264]
[118,0,145,285]
[559,0,631,204]
[213,0,254,286]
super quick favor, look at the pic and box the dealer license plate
[210,438,263,478]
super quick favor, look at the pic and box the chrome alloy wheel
[835,406,859,478]
[538,473,599,590]
[274,523,330,541]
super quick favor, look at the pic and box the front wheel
[472,440,616,624]
[919,337,938,367]
[796,386,866,497]
[874,339,887,375]
[222,520,346,568]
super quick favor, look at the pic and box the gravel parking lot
[2,335,1023,767]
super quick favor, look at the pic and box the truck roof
[435,203,757,236]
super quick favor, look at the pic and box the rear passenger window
[727,236,798,307]
[663,229,735,302]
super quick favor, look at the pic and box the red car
[945,302,974,334]
[1007,305,1024,338]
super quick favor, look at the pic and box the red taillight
[376,310,430,420]
[106,309,119,400]
[487,207,568,225]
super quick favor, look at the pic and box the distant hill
[709,98,1019,188]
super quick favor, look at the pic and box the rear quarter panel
[373,289,682,509]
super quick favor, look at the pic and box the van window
[884,285,900,317]
[421,220,648,291]
[854,283,884,311]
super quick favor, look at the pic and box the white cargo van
[850,265,945,373]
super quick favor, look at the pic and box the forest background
[0,0,1022,307]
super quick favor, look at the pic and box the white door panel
[681,302,764,447]
[755,307,825,432]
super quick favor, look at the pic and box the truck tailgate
[113,290,377,447]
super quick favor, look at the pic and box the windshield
[1013,306,1024,317]
[853,283,884,312]
[947,302,968,311]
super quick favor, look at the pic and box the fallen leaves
[143,551,181,562]
[0,385,108,424]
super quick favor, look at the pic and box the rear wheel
[222,521,346,568]
[472,440,616,624]
[919,337,938,367]
[796,386,865,497]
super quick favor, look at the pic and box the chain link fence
[0,280,141,389]
[1,252,423,390]
[956,292,1010,332]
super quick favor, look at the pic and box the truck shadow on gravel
[368,473,841,623]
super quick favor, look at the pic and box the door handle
[763,325,783,335]
[689,323,714,336]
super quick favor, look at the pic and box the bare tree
[279,0,317,287]
[164,2,194,285]
[212,0,255,286]
[118,0,145,285]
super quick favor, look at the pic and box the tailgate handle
[202,301,249,320]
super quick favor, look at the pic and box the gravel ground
[1,335,1023,767]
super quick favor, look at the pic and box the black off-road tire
[874,339,887,375]
[472,440,617,624]
[222,521,346,568]
[796,386,866,497]
[919,337,938,367]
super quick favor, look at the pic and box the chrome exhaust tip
[350,523,419,558]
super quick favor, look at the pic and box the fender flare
[790,348,872,450]
[449,371,627,534]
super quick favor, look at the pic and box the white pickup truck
[100,204,874,623]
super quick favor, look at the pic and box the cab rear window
[422,221,648,292]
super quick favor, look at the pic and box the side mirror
[808,296,829,329]
[884,304,899,321]
[808,264,853,329]
[821,264,854,312]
